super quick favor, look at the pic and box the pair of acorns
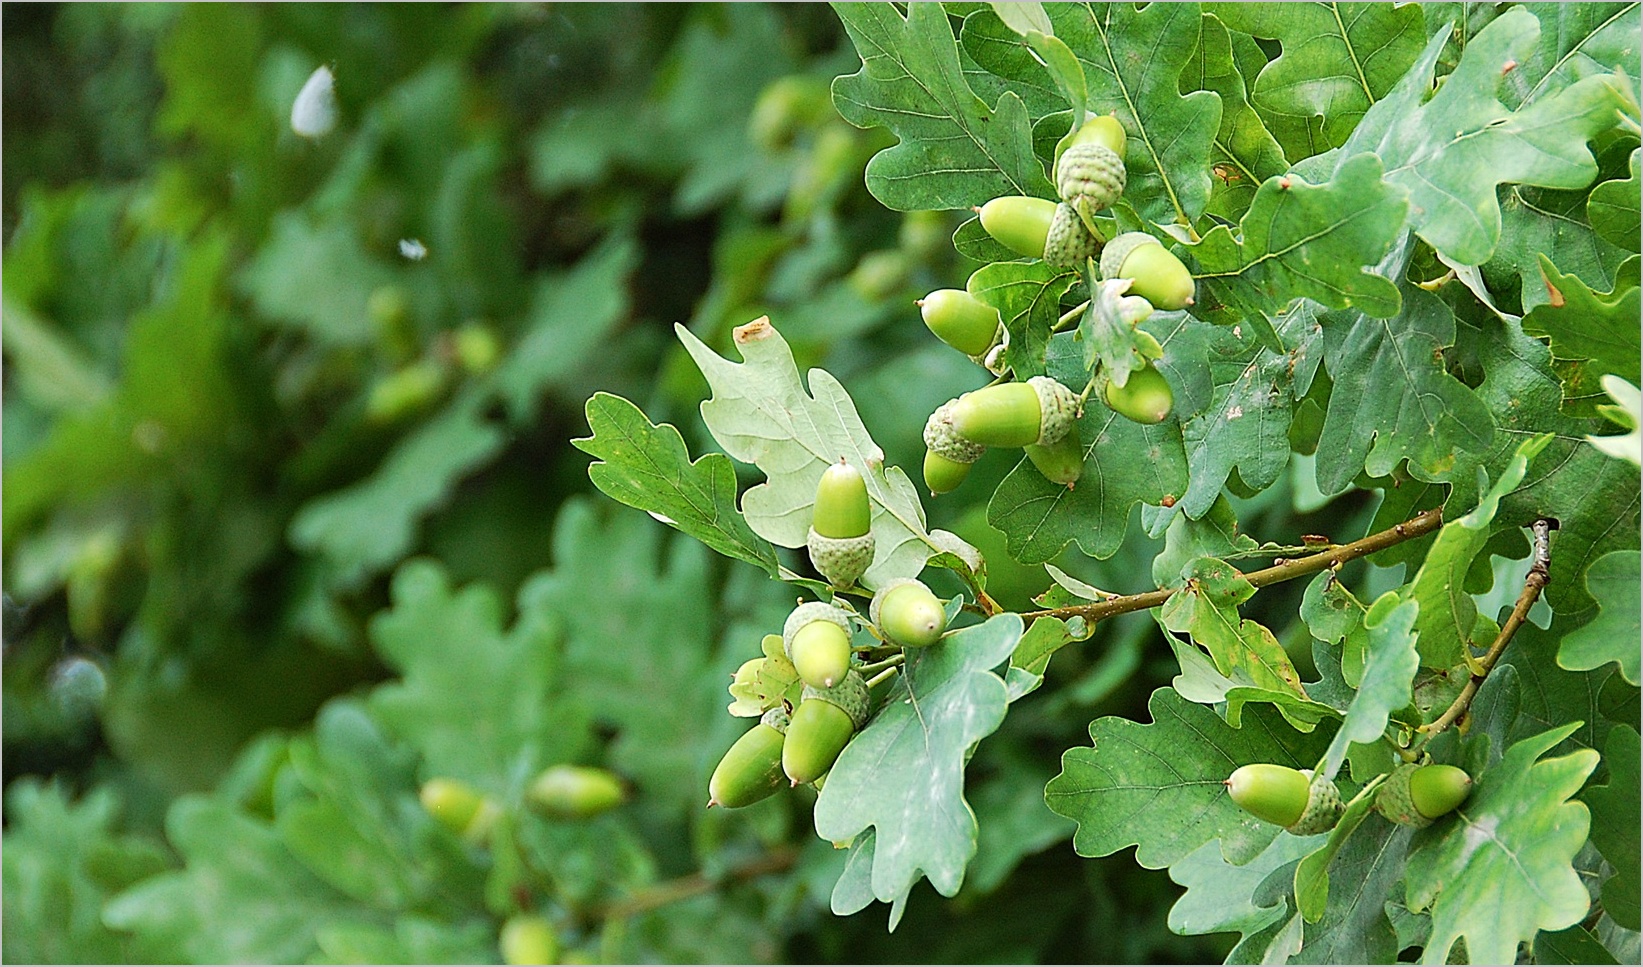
[1225,761,1474,834]
[419,765,628,844]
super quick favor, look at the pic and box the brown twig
[1019,506,1445,624]
[596,847,799,921]
[1415,518,1554,748]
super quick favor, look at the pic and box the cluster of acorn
[1225,760,1475,835]
[708,461,951,808]
[915,114,1196,496]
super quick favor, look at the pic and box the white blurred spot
[399,238,428,261]
[291,66,337,139]
[646,510,677,526]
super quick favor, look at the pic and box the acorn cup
[920,289,1003,358]
[708,707,791,809]
[782,671,872,786]
[783,601,854,690]
[1056,115,1127,223]
[949,376,1078,449]
[1225,764,1344,836]
[1100,361,1175,425]
[977,197,1100,268]
[870,578,947,648]
[1099,232,1196,310]
[1375,762,1473,827]
[923,399,987,495]
[807,460,874,588]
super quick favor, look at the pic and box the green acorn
[782,671,871,786]
[499,914,560,966]
[807,460,874,589]
[870,579,947,648]
[950,376,1078,449]
[1066,114,1127,156]
[978,196,1058,260]
[1101,361,1174,425]
[1099,232,1196,310]
[1375,762,1473,827]
[919,289,1003,357]
[708,707,791,809]
[1225,764,1344,835]
[783,601,854,689]
[923,399,986,495]
[1024,431,1084,487]
[420,778,502,844]
[527,765,627,820]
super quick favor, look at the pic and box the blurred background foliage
[0,5,1394,962]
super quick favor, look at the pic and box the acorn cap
[801,669,871,729]
[1056,142,1126,216]
[760,706,791,734]
[1285,772,1345,836]
[1044,202,1101,269]
[924,400,986,464]
[1027,376,1079,447]
[870,579,947,648]
[807,528,875,589]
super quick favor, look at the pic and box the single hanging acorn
[1056,116,1127,220]
[1225,764,1344,835]
[923,399,986,495]
[783,601,854,690]
[1375,762,1473,827]
[782,670,871,786]
[420,778,501,843]
[527,765,627,819]
[499,914,560,966]
[1100,361,1175,425]
[807,460,874,588]
[1100,232,1196,310]
[977,197,1099,268]
[1025,430,1084,487]
[949,376,1078,449]
[708,707,791,809]
[870,578,947,648]
[920,289,1003,358]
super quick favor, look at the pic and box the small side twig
[596,847,799,921]
[1019,507,1445,624]
[1415,518,1554,748]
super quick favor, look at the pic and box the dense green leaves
[1188,153,1407,319]
[831,2,1051,211]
